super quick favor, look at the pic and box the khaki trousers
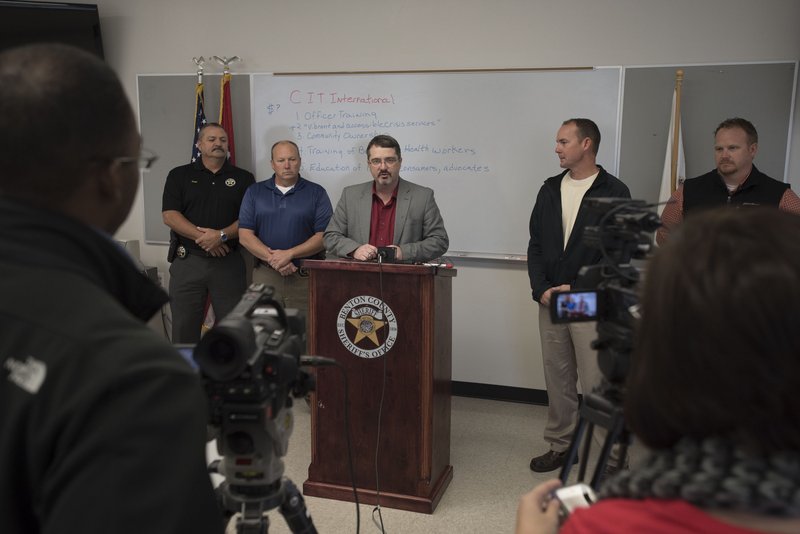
[252,264,310,348]
[538,303,618,461]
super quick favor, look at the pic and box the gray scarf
[600,437,800,516]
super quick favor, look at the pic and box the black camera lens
[206,338,237,364]
[194,319,256,381]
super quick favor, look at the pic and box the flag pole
[192,56,205,85]
[190,57,207,163]
[670,69,684,193]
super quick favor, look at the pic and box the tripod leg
[577,422,595,481]
[232,503,270,534]
[278,478,317,534]
[559,416,587,485]
[589,414,626,489]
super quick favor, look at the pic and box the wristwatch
[220,230,228,243]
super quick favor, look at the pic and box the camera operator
[0,44,223,533]
[516,207,800,533]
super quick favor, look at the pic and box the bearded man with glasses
[324,134,449,263]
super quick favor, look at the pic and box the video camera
[192,283,317,533]
[550,198,660,384]
[549,198,661,494]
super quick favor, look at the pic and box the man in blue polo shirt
[239,140,333,323]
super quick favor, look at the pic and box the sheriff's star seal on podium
[336,295,398,359]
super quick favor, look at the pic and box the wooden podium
[301,260,455,514]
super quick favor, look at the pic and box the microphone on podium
[300,355,337,367]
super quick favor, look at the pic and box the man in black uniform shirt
[162,123,255,343]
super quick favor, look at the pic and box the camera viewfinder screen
[553,291,598,322]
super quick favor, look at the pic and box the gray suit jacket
[324,178,449,262]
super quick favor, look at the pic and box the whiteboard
[251,69,622,256]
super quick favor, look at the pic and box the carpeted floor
[211,395,643,534]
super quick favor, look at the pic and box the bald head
[0,43,136,208]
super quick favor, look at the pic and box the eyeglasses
[368,157,399,167]
[111,148,159,171]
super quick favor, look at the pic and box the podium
[301,260,455,513]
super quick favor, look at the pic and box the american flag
[190,81,207,163]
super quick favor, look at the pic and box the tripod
[219,476,317,534]
[209,401,318,534]
[558,383,631,490]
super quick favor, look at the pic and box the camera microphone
[300,355,337,367]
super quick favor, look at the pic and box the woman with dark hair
[516,207,800,534]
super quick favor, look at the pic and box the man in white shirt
[527,118,631,474]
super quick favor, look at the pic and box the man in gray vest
[657,117,800,244]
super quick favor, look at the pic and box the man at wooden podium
[324,134,449,262]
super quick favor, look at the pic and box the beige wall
[96,0,800,389]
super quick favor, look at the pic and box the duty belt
[176,246,219,258]
[177,243,237,259]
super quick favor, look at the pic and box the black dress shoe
[529,450,579,473]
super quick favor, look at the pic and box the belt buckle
[177,245,187,259]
